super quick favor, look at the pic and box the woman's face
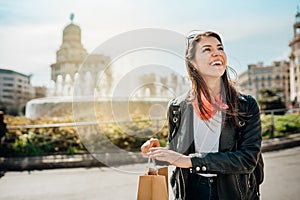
[191,36,227,79]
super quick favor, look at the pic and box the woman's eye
[203,48,210,52]
[218,47,224,51]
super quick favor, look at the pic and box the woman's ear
[189,60,197,71]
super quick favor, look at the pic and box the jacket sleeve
[155,99,177,166]
[190,95,262,174]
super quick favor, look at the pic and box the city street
[0,147,300,200]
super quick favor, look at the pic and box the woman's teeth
[212,61,222,66]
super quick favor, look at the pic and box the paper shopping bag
[137,158,169,200]
[158,167,168,193]
[137,174,168,200]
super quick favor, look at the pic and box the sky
[0,0,298,87]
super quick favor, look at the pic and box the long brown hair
[185,31,239,127]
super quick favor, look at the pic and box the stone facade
[289,11,300,107]
[50,20,111,97]
[238,61,290,107]
[0,69,35,115]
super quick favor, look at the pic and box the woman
[141,31,263,200]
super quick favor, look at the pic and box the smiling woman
[189,36,227,89]
[184,31,237,122]
[141,31,264,200]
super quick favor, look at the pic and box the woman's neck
[204,78,221,98]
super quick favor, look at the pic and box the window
[296,15,300,23]
[3,83,13,87]
[296,27,300,35]
[3,95,13,99]
[2,89,13,93]
[3,77,14,81]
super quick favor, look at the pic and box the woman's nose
[212,49,222,56]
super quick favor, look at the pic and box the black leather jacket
[168,93,263,200]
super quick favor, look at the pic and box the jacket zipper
[234,174,244,200]
[179,168,185,200]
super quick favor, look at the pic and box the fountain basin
[25,96,170,119]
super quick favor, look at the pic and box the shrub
[1,112,299,157]
[261,113,300,139]
[2,115,168,157]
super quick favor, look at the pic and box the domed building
[50,14,111,97]
[26,15,189,119]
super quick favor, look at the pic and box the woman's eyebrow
[201,44,212,48]
[201,43,223,48]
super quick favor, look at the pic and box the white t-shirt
[193,110,222,177]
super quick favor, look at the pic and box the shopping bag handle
[146,157,158,175]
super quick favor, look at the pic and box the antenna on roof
[70,13,75,22]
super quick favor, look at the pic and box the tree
[257,88,286,115]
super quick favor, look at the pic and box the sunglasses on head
[185,30,207,49]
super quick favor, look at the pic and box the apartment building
[0,68,35,115]
[238,61,290,107]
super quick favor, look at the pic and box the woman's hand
[140,138,160,155]
[147,147,192,168]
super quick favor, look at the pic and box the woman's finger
[140,138,160,154]
[149,138,160,147]
[149,147,165,152]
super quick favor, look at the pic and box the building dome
[62,23,82,44]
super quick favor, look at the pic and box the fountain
[25,19,189,120]
[24,17,193,171]
[25,65,188,119]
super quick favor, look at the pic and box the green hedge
[1,115,168,157]
[261,113,300,139]
[1,113,299,157]
[2,116,85,156]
